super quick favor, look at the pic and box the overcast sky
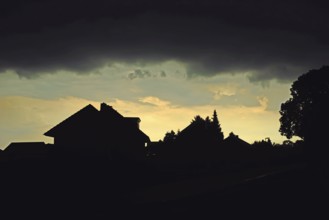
[1,0,328,148]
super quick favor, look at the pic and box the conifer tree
[205,116,211,129]
[211,110,224,141]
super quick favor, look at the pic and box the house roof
[125,117,141,124]
[44,103,150,142]
[223,132,251,148]
[44,104,99,137]
[133,128,150,142]
[99,102,124,120]
[178,117,206,139]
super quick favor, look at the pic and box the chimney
[125,117,141,128]
[100,102,112,112]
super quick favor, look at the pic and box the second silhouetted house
[44,103,150,160]
[223,132,251,149]
[221,132,251,160]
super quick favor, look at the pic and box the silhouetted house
[44,103,150,160]
[146,141,163,157]
[221,132,251,159]
[176,117,211,145]
[161,116,216,162]
[223,132,251,149]
[4,142,49,160]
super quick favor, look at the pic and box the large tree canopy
[279,66,329,140]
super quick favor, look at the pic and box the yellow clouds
[217,102,281,144]
[257,96,269,110]
[207,84,237,100]
[138,96,171,107]
[104,98,199,142]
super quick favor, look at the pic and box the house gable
[223,132,251,148]
[44,104,99,138]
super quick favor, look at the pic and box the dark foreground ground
[145,170,328,219]
[1,160,328,220]
[130,165,329,220]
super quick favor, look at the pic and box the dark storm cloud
[128,69,166,80]
[1,0,328,81]
[128,69,151,80]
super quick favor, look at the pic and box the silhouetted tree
[279,66,329,140]
[211,110,224,142]
[282,140,294,147]
[186,115,207,143]
[279,66,329,188]
[173,112,225,147]
[252,137,274,149]
[192,115,205,124]
[205,116,211,128]
[163,130,177,143]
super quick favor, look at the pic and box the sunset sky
[1,0,328,149]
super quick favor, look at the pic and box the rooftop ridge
[44,104,98,137]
